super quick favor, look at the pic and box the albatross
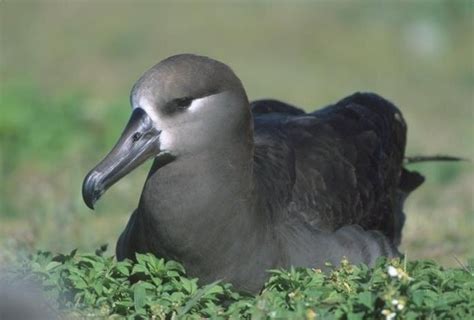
[82,54,425,293]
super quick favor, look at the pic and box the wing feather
[253,92,415,242]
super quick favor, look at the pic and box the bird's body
[83,54,423,293]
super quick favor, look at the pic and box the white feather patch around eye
[187,96,209,113]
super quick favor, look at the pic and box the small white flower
[388,266,399,277]
[397,303,405,310]
[391,299,399,305]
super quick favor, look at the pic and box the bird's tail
[392,154,466,246]
[401,154,466,191]
[404,155,467,165]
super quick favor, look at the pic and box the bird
[82,54,425,293]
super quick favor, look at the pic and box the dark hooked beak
[82,108,163,209]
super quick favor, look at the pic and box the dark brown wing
[250,99,306,116]
[253,92,420,244]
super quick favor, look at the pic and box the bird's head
[82,54,250,209]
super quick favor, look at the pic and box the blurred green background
[1,1,472,266]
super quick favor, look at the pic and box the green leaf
[347,312,364,320]
[411,290,425,306]
[45,261,62,271]
[116,263,130,276]
[181,277,198,294]
[135,253,150,266]
[151,277,163,287]
[356,291,374,308]
[133,282,147,313]
[165,260,185,274]
[69,274,88,289]
[131,264,149,275]
[177,280,222,316]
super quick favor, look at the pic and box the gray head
[82,54,252,209]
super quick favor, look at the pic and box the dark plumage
[252,93,423,246]
[83,54,423,293]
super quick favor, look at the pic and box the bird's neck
[136,139,277,290]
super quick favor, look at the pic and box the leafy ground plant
[2,249,473,319]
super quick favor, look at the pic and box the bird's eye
[174,97,193,109]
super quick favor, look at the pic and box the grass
[2,250,473,319]
[0,1,473,268]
